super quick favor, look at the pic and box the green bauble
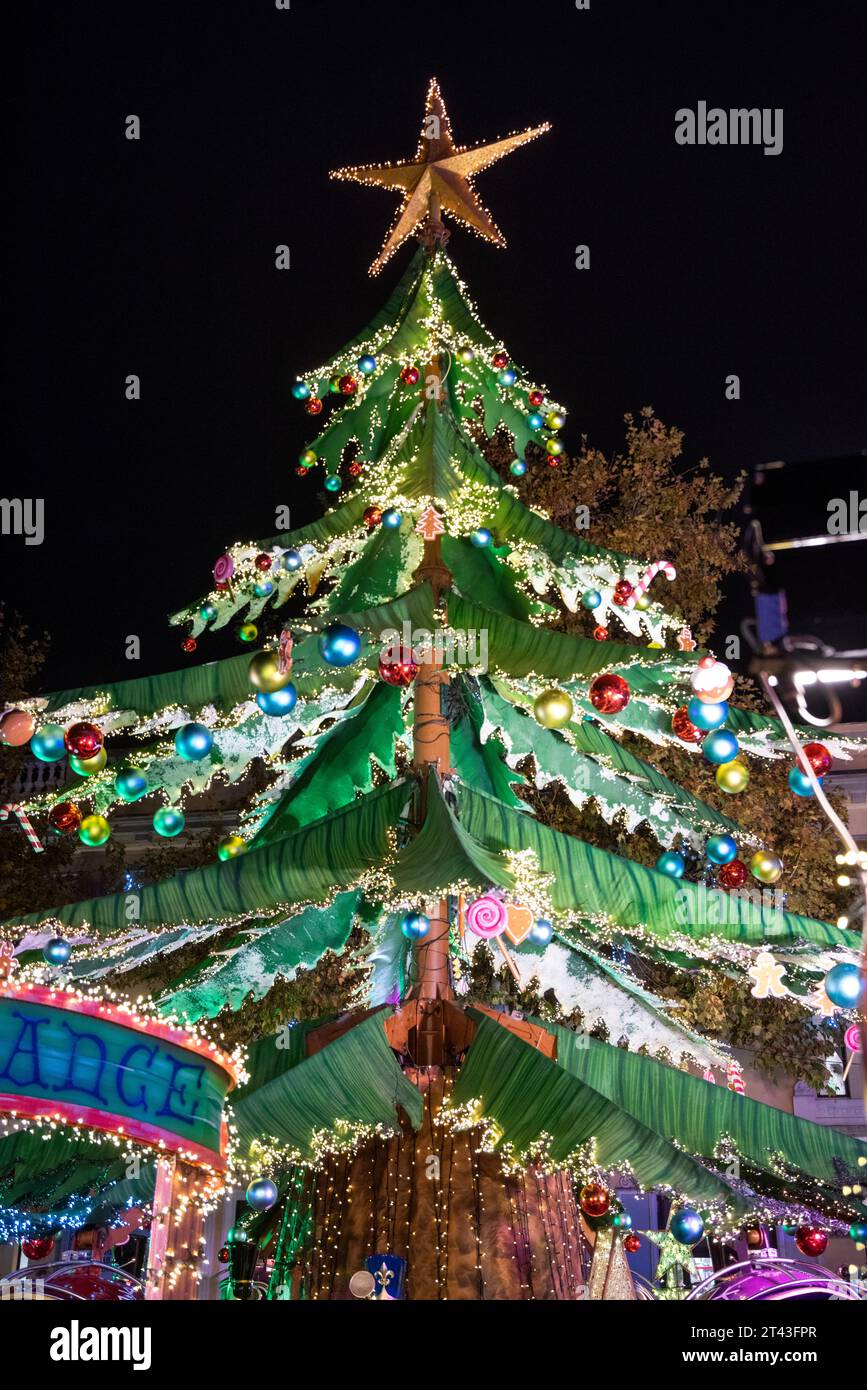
[533,688,574,729]
[79,814,111,847]
[716,759,750,794]
[750,849,783,884]
[239,623,258,643]
[248,650,292,693]
[115,768,148,802]
[153,807,185,838]
[324,474,342,493]
[69,747,107,777]
[218,834,248,861]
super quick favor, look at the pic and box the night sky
[12,0,867,698]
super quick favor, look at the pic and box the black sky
[11,0,867,693]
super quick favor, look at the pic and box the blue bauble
[470,528,492,548]
[510,459,527,477]
[245,1177,278,1212]
[115,768,148,802]
[256,684,298,717]
[527,411,544,430]
[530,918,554,945]
[319,623,361,667]
[706,834,738,866]
[175,722,213,762]
[788,766,820,797]
[581,590,602,611]
[850,1222,867,1242]
[254,579,274,598]
[687,697,728,731]
[153,807,185,838]
[381,509,402,529]
[291,381,311,401]
[400,911,430,941]
[30,725,67,763]
[670,1208,704,1246]
[358,354,376,375]
[498,367,517,387]
[324,475,342,494]
[612,1211,633,1230]
[702,729,739,765]
[823,962,864,1009]
[656,851,685,879]
[200,603,218,622]
[43,937,71,966]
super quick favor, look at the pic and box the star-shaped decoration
[643,1216,702,1296]
[331,78,550,275]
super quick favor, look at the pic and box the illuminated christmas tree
[2,80,865,1299]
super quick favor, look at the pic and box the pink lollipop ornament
[465,894,507,939]
[213,553,235,592]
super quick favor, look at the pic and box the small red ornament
[579,1182,611,1219]
[254,553,273,571]
[492,350,509,369]
[378,645,418,688]
[64,721,103,759]
[22,1235,55,1261]
[623,1233,641,1254]
[295,465,310,477]
[49,802,83,836]
[339,375,358,396]
[718,859,748,889]
[400,365,420,386]
[795,1225,828,1258]
[363,505,383,528]
[593,626,609,642]
[589,673,630,715]
[215,579,229,590]
[181,637,197,654]
[528,389,544,408]
[612,579,634,607]
[546,455,560,468]
[799,742,832,777]
[672,705,703,744]
[218,1245,230,1264]
[305,397,323,416]
[348,461,363,477]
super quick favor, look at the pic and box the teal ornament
[612,1212,633,1231]
[30,725,67,763]
[527,411,544,430]
[115,768,148,802]
[530,918,553,945]
[849,1223,867,1242]
[200,603,218,622]
[256,684,297,717]
[174,722,213,762]
[43,937,71,966]
[291,381,311,401]
[687,697,728,731]
[581,590,602,611]
[510,459,527,477]
[245,1178,278,1212]
[702,729,739,765]
[706,834,737,865]
[282,549,303,571]
[823,962,863,1009]
[670,1208,704,1245]
[656,851,685,879]
[324,475,342,493]
[254,579,274,598]
[358,354,376,374]
[319,623,361,667]
[498,367,517,387]
[381,509,402,529]
[788,766,820,797]
[470,528,492,548]
[401,911,430,941]
[153,807,185,838]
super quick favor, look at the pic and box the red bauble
[218,1245,230,1264]
[579,1182,611,1219]
[400,365,420,386]
[339,375,358,396]
[254,553,273,571]
[64,721,104,759]
[546,455,560,468]
[348,461,363,477]
[305,397,323,415]
[623,1233,641,1254]
[718,859,748,889]
[612,579,634,607]
[795,1225,828,1258]
[528,389,544,408]
[379,645,418,688]
[181,637,197,654]
[295,466,310,477]
[672,706,703,744]
[22,1235,56,1261]
[799,742,832,777]
[492,350,509,369]
[589,673,630,715]
[593,626,609,642]
[363,505,383,528]
[49,802,83,836]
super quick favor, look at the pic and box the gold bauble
[218,834,248,862]
[533,688,574,729]
[750,849,783,884]
[70,747,107,776]
[248,650,292,694]
[716,759,749,794]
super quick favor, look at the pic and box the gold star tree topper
[331,78,550,275]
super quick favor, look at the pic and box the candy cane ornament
[0,803,44,853]
[624,561,677,609]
